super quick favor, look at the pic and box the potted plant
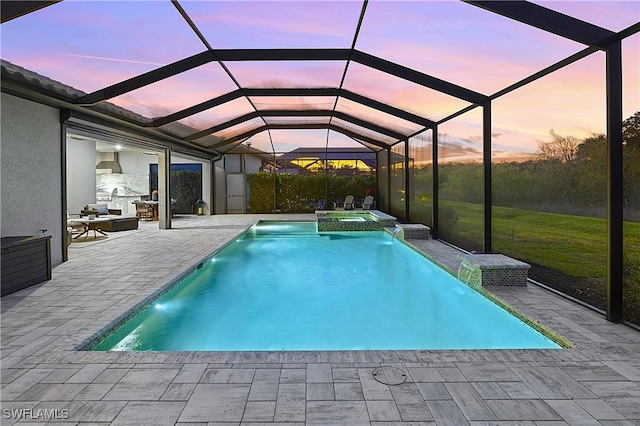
[151,190,158,201]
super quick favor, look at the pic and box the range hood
[96,151,122,174]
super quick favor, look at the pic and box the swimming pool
[90,222,560,351]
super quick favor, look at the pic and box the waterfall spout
[390,227,401,241]
[457,261,475,285]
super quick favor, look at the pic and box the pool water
[92,222,560,351]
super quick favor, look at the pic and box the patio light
[196,199,205,215]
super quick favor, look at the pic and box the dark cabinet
[1,235,52,296]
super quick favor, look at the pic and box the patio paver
[1,214,638,425]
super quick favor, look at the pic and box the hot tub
[315,210,396,231]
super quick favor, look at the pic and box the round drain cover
[371,366,407,386]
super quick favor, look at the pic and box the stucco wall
[1,93,63,266]
[214,160,226,214]
[67,137,97,214]
[245,155,263,173]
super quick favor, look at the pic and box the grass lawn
[437,200,640,325]
[440,200,640,279]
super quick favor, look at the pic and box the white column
[202,160,212,215]
[158,148,172,229]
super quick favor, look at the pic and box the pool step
[395,224,431,239]
[457,254,531,287]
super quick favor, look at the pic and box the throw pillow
[96,206,109,215]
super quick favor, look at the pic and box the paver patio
[1,214,639,425]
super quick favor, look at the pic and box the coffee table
[72,217,111,239]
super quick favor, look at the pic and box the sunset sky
[2,0,638,157]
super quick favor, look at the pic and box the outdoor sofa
[81,203,139,232]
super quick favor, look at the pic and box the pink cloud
[492,51,608,150]
[182,1,363,48]
[109,64,239,117]
[344,62,470,121]
[335,98,424,135]
[535,1,640,32]
[1,0,204,92]
[356,1,587,94]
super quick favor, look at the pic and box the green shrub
[247,173,276,213]
[247,172,376,213]
[623,252,640,325]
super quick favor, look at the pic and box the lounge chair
[362,195,374,210]
[344,195,355,210]
[134,200,154,221]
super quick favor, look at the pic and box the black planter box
[1,235,52,296]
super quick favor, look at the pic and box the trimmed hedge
[171,170,202,214]
[247,172,376,213]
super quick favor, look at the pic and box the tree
[537,129,581,163]
[572,134,606,208]
[623,111,640,149]
[576,133,606,161]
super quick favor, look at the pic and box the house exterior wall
[1,93,64,266]
[245,155,262,173]
[202,160,212,215]
[66,137,97,214]
[214,159,226,214]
